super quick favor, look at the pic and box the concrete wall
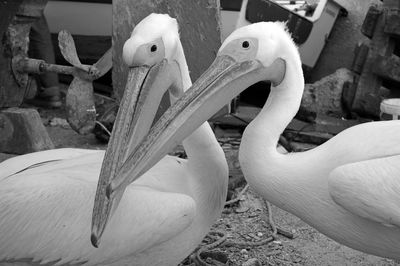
[309,0,381,82]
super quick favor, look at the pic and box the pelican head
[91,13,188,247]
[105,22,300,205]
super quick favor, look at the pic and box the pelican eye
[150,44,157,52]
[242,41,250,49]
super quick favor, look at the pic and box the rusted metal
[13,55,95,77]
[0,0,49,108]
[11,30,112,134]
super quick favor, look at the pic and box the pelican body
[122,22,400,259]
[0,14,228,266]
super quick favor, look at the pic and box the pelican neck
[247,58,304,151]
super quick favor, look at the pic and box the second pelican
[112,22,400,259]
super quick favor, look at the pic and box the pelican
[0,14,228,265]
[112,22,400,259]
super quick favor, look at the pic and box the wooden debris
[361,4,381,38]
[225,184,249,206]
[313,115,360,135]
[283,130,333,145]
[351,42,369,75]
[384,8,400,36]
[351,0,400,117]
[300,68,356,119]
[286,116,361,145]
[0,108,54,154]
[289,142,317,152]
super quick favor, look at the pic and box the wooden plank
[289,141,317,152]
[361,4,381,38]
[351,6,395,117]
[384,11,400,36]
[0,108,54,154]
[383,0,400,9]
[287,116,361,135]
[283,130,333,145]
[112,0,222,103]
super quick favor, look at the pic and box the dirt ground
[1,105,399,266]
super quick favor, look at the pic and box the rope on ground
[266,201,294,239]
[95,121,111,136]
[266,201,278,239]
[224,184,249,206]
[193,230,277,266]
[222,236,274,248]
[193,231,227,266]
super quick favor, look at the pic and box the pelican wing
[0,148,100,180]
[328,155,400,228]
[0,154,196,265]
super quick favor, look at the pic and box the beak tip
[91,233,100,248]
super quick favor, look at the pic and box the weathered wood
[313,115,361,135]
[351,4,395,117]
[361,4,381,38]
[0,108,54,154]
[373,54,400,83]
[384,11,400,36]
[289,141,317,152]
[283,130,333,145]
[351,42,369,74]
[287,116,361,136]
[383,0,400,9]
[112,0,222,104]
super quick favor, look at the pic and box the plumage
[0,151,197,265]
[142,21,400,259]
[0,14,228,266]
[329,155,400,228]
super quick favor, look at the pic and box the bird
[0,13,228,266]
[122,22,400,259]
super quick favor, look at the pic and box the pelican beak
[105,54,285,201]
[91,59,182,247]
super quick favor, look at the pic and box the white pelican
[0,14,228,265]
[114,22,400,259]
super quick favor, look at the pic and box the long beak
[91,59,181,247]
[106,54,285,198]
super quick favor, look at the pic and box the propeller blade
[58,30,89,72]
[65,77,96,134]
[93,48,112,78]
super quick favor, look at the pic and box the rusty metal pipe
[14,56,94,76]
